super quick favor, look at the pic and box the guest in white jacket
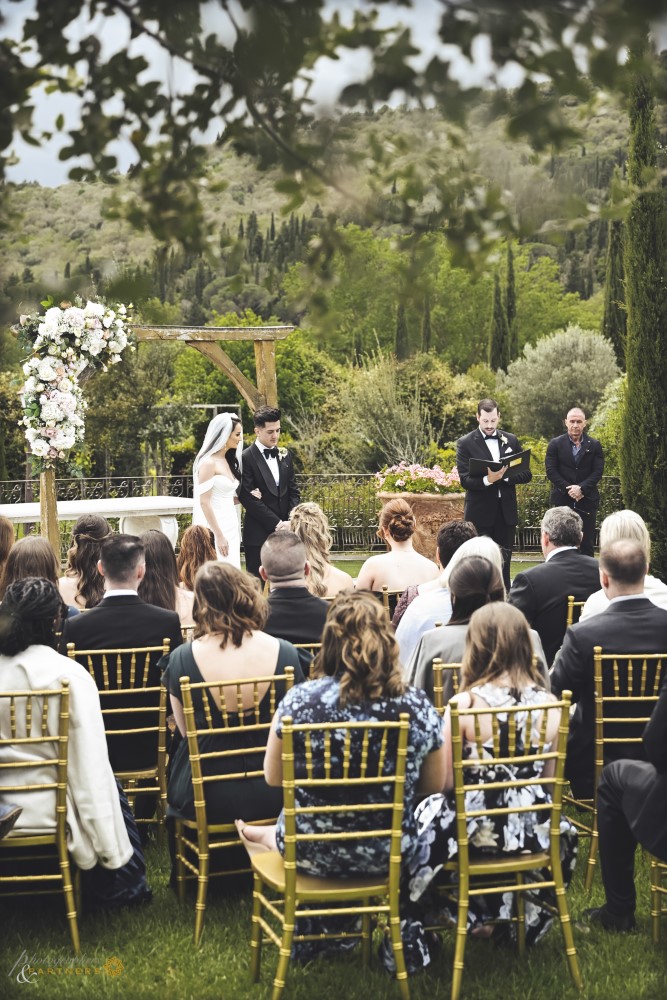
[0,577,151,907]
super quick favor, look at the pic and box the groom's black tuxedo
[456,427,532,588]
[241,441,301,576]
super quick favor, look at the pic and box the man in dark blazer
[260,532,328,673]
[241,405,301,578]
[584,672,667,931]
[456,397,532,590]
[551,538,667,800]
[545,407,604,557]
[62,534,183,774]
[509,506,600,667]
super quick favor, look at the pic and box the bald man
[545,407,604,557]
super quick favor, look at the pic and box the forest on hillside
[0,96,639,484]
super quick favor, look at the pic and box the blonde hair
[441,535,504,591]
[378,498,415,543]
[290,502,333,597]
[599,509,651,562]
[313,591,406,707]
[460,603,544,693]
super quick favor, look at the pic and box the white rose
[37,361,57,382]
[84,301,105,318]
[31,438,51,457]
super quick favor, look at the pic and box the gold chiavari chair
[650,857,667,943]
[432,658,461,716]
[0,681,80,953]
[293,642,322,677]
[249,714,411,1000]
[176,668,296,945]
[381,585,404,622]
[566,595,586,628]
[66,640,171,830]
[563,647,667,891]
[181,625,195,643]
[442,691,581,1000]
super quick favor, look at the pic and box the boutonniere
[500,434,508,447]
[278,447,288,460]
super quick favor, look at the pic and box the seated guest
[407,554,549,701]
[161,561,304,863]
[176,525,217,592]
[62,534,183,774]
[289,502,354,597]
[509,506,600,667]
[59,514,112,609]
[392,519,477,626]
[261,532,328,659]
[0,536,79,618]
[585,666,667,931]
[0,516,14,583]
[551,538,667,799]
[0,578,151,909]
[139,529,194,627]
[397,532,496,667]
[236,590,445,964]
[355,499,439,600]
[580,509,667,621]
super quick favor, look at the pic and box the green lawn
[1,839,664,999]
[330,557,541,582]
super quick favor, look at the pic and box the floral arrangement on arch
[17,297,133,469]
[375,461,462,495]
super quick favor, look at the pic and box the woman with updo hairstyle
[289,502,353,598]
[0,517,14,584]
[355,498,439,594]
[399,602,577,967]
[0,577,151,908]
[138,529,194,627]
[0,535,75,620]
[160,561,305,864]
[408,552,549,700]
[176,524,217,592]
[59,514,112,609]
[236,591,445,967]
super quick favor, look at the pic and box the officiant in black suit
[545,407,604,557]
[241,405,301,578]
[456,397,532,590]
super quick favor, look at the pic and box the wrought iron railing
[1,473,625,553]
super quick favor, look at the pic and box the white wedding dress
[194,474,241,568]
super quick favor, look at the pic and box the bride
[192,413,257,568]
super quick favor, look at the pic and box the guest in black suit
[509,506,600,667]
[260,532,328,672]
[584,673,667,931]
[241,405,301,578]
[551,538,667,799]
[62,534,183,774]
[545,407,604,557]
[456,397,532,590]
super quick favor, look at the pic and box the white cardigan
[0,645,132,871]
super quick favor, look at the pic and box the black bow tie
[484,434,498,440]
[263,447,279,459]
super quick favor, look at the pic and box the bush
[498,325,619,439]
[589,375,625,478]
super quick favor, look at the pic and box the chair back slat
[566,595,586,628]
[431,659,461,716]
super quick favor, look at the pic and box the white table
[0,496,194,547]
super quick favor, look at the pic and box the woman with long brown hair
[59,514,112,609]
[0,517,14,584]
[0,536,72,620]
[176,524,217,591]
[138,529,194,626]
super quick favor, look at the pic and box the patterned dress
[384,682,578,973]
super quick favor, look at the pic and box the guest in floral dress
[389,602,577,973]
[236,589,445,959]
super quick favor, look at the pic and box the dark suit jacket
[61,594,183,771]
[264,587,328,646]
[545,433,604,511]
[626,673,667,859]
[509,548,600,667]
[456,428,532,528]
[550,597,667,799]
[241,442,301,548]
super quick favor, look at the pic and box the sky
[3,1,665,188]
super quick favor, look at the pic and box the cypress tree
[505,243,517,360]
[601,218,627,367]
[270,212,275,241]
[489,273,510,371]
[621,44,667,578]
[395,302,409,360]
[64,261,71,279]
[421,294,432,352]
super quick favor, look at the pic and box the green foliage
[396,354,487,446]
[0,370,25,480]
[601,219,627,368]
[519,435,550,475]
[506,242,518,361]
[498,325,620,439]
[621,49,667,579]
[489,272,510,371]
[589,375,626,478]
[395,302,409,360]
[513,249,603,351]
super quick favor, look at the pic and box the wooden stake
[40,467,60,557]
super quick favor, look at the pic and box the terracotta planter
[377,490,466,560]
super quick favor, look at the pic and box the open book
[468,449,531,477]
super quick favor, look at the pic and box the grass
[0,839,664,999]
[329,557,541,582]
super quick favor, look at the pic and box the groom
[241,405,301,578]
